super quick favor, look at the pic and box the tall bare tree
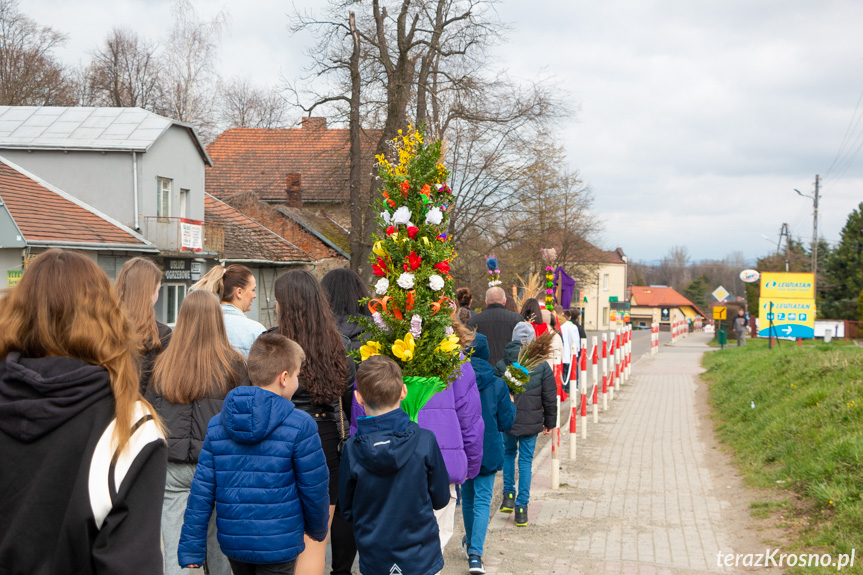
[86,27,163,109]
[217,76,288,129]
[162,0,228,141]
[290,0,572,279]
[0,0,74,105]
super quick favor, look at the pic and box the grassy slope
[703,339,863,573]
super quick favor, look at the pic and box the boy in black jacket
[338,356,450,575]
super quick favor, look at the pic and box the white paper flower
[380,211,391,224]
[393,206,412,225]
[396,272,415,289]
[429,274,445,291]
[445,326,454,336]
[425,207,443,225]
[374,277,390,295]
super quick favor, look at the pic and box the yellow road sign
[713,306,727,320]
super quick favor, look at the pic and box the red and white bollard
[601,333,609,411]
[591,336,599,423]
[609,331,616,401]
[580,339,588,440]
[626,326,632,379]
[552,392,561,489]
[569,343,579,460]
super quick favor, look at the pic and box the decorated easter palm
[352,126,465,422]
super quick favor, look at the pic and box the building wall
[631,306,661,328]
[140,126,206,222]
[1,125,206,229]
[581,262,626,331]
[0,149,135,227]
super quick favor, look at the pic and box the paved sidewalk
[442,332,781,575]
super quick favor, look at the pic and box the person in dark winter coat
[494,336,557,527]
[461,334,515,574]
[467,286,524,366]
[0,249,167,575]
[179,333,330,573]
[148,290,248,575]
[339,356,450,575]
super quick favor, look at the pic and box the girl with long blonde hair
[0,249,167,573]
[192,263,265,356]
[115,257,172,392]
[148,289,247,575]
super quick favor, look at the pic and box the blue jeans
[461,472,496,557]
[502,433,537,507]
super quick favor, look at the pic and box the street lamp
[794,175,820,290]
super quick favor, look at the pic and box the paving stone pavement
[442,331,780,575]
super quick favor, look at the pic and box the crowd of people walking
[0,252,588,575]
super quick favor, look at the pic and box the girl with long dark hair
[320,268,371,352]
[272,270,355,575]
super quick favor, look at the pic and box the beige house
[557,245,627,331]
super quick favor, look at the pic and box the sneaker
[499,491,515,513]
[461,536,469,559]
[514,505,528,526]
[468,555,486,574]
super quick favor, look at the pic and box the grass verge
[703,338,863,574]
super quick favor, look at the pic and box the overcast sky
[25,0,863,265]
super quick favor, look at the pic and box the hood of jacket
[0,352,113,443]
[352,408,420,475]
[469,334,496,392]
[221,386,295,445]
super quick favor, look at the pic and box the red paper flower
[407,226,419,239]
[382,191,397,208]
[386,226,397,236]
[401,180,410,197]
[372,257,388,277]
[433,261,450,274]
[403,251,422,272]
[420,184,431,195]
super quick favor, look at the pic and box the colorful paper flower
[425,206,443,225]
[429,274,445,291]
[380,211,392,224]
[397,272,415,289]
[360,341,382,361]
[403,251,422,272]
[407,226,419,239]
[373,241,387,257]
[410,314,423,338]
[393,206,412,225]
[433,261,450,275]
[392,333,416,362]
[386,226,397,236]
[374,277,390,295]
[436,335,461,355]
[372,312,389,331]
[372,257,389,277]
[400,180,410,196]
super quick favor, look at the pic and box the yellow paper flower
[373,241,387,257]
[360,341,382,361]
[392,333,416,362]
[436,335,461,354]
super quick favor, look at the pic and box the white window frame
[162,283,186,325]
[157,177,172,218]
[602,307,609,325]
[179,188,189,219]
[603,274,609,291]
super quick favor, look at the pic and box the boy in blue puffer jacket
[461,333,516,574]
[339,355,451,575]
[179,333,330,574]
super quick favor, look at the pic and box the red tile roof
[630,286,707,316]
[204,194,313,264]
[0,158,153,248]
[205,119,379,203]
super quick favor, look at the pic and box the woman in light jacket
[148,290,248,575]
[192,264,265,356]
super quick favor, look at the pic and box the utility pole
[779,223,790,272]
[812,174,819,287]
